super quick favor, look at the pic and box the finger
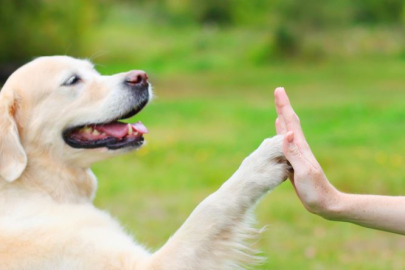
[283,131,320,171]
[282,131,308,170]
[274,88,287,132]
[275,118,287,135]
[275,88,318,164]
[274,87,305,139]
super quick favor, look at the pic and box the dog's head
[0,56,152,182]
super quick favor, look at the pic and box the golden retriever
[0,56,288,270]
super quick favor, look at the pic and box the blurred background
[1,0,405,268]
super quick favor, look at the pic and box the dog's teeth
[92,130,100,136]
[82,127,92,133]
[128,124,133,135]
[134,132,139,136]
[101,132,107,136]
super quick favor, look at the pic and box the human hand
[274,87,342,218]
[273,87,405,233]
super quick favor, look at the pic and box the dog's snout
[123,70,150,103]
[125,70,148,86]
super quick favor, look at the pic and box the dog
[0,56,289,270]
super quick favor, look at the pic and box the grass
[92,57,405,269]
[1,1,404,268]
[80,5,405,268]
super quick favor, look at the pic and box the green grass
[92,58,405,269]
[84,6,405,268]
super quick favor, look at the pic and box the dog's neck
[16,155,97,204]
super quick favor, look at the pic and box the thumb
[283,131,308,172]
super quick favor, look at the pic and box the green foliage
[352,0,404,24]
[273,25,300,58]
[272,0,349,59]
[0,0,98,62]
[192,0,234,25]
[1,0,404,63]
[270,0,404,59]
[97,0,405,28]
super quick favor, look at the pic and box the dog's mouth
[63,103,148,150]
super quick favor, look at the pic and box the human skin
[274,87,405,235]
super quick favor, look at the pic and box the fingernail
[286,131,294,143]
[275,87,284,91]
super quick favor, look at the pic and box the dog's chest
[0,203,149,269]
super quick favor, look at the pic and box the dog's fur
[0,56,288,270]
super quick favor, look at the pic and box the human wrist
[318,188,348,221]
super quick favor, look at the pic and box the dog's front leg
[139,135,288,270]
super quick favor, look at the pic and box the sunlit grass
[92,58,405,269]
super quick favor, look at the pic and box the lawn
[92,58,405,269]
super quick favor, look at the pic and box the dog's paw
[239,135,290,191]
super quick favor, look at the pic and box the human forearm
[321,191,405,235]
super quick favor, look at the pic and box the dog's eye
[63,75,81,86]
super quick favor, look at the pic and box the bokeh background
[1,0,405,269]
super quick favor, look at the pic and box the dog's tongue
[96,121,148,138]
[132,122,149,134]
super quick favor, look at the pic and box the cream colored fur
[0,56,288,270]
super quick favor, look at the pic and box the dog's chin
[62,99,149,151]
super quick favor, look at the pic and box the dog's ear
[0,91,27,182]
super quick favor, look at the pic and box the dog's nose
[124,70,148,86]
